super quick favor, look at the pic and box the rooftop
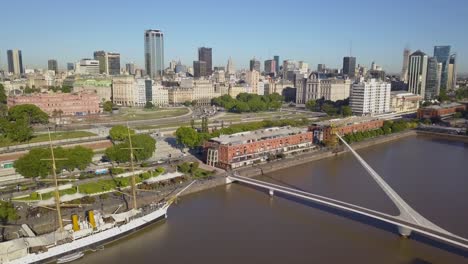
[209,126,309,145]
[421,102,464,110]
[312,116,382,127]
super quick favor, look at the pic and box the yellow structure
[88,211,96,228]
[72,215,80,231]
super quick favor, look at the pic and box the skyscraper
[193,61,207,78]
[250,58,261,72]
[226,57,234,75]
[425,57,441,99]
[433,45,451,89]
[126,63,136,75]
[94,51,121,75]
[198,47,212,76]
[144,29,164,79]
[7,49,24,75]
[48,59,58,73]
[447,54,457,90]
[107,52,121,75]
[401,48,411,83]
[67,63,75,71]
[407,50,428,97]
[274,55,280,74]
[342,56,356,78]
[264,60,276,75]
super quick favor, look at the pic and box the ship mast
[46,128,65,231]
[123,124,139,210]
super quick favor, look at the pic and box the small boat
[56,252,84,263]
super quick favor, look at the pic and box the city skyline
[1,0,467,73]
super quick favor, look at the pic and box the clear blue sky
[1,0,467,74]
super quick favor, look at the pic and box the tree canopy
[305,98,350,117]
[109,125,135,141]
[105,134,156,163]
[175,127,200,148]
[0,201,18,224]
[103,101,113,112]
[211,93,283,113]
[14,146,94,178]
[8,104,49,124]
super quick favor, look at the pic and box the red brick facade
[417,104,466,119]
[309,118,384,143]
[204,128,313,169]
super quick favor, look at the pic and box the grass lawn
[0,131,97,148]
[112,108,189,121]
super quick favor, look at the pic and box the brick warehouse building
[309,116,384,144]
[417,103,466,119]
[203,127,314,169]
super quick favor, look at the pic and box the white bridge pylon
[335,133,453,236]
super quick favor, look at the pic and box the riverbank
[416,130,468,143]
[236,130,418,178]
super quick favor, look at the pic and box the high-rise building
[433,45,451,89]
[107,53,121,75]
[94,51,121,75]
[7,49,24,75]
[246,70,260,94]
[350,79,391,116]
[407,50,428,97]
[425,57,441,99]
[447,54,457,90]
[264,60,276,75]
[75,59,100,75]
[126,63,136,75]
[274,55,280,74]
[144,29,164,79]
[401,48,411,83]
[317,64,326,72]
[193,61,207,78]
[250,58,261,72]
[226,57,234,75]
[198,47,212,76]
[342,57,356,78]
[67,63,75,71]
[93,51,107,74]
[48,59,58,73]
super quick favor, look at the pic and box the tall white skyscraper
[407,50,428,97]
[144,29,164,79]
[350,78,391,116]
[400,48,411,83]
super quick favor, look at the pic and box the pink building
[7,92,101,116]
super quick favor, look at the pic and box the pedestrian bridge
[227,133,468,250]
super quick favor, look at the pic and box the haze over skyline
[1,0,467,73]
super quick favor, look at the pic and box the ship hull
[9,206,169,264]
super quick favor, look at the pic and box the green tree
[0,84,6,104]
[341,106,352,117]
[109,125,135,141]
[0,201,18,226]
[8,104,49,124]
[175,127,199,148]
[191,100,198,107]
[144,101,154,109]
[305,100,317,111]
[6,118,33,142]
[232,101,250,113]
[183,101,192,107]
[437,90,450,102]
[322,103,338,116]
[103,101,114,112]
[14,146,94,178]
[105,134,156,163]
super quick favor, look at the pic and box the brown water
[76,135,468,264]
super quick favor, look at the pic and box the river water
[76,135,468,264]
